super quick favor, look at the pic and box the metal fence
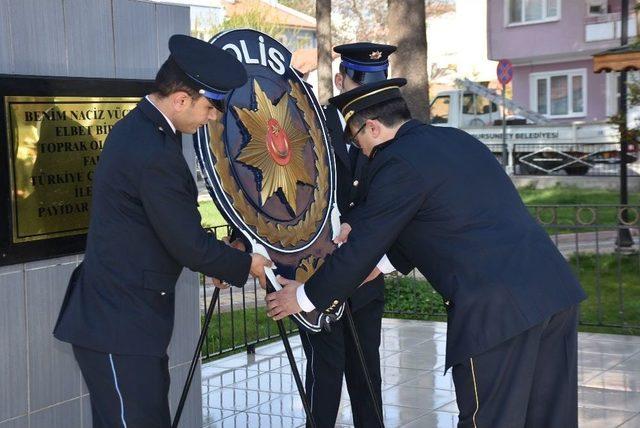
[200,205,640,360]
[531,204,640,333]
[507,143,639,176]
[200,225,299,361]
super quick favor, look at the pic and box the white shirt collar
[335,108,352,152]
[145,95,176,134]
[337,108,346,130]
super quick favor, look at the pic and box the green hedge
[383,254,640,335]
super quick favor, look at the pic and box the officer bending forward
[268,78,586,428]
[54,35,271,428]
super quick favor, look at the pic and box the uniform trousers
[452,305,579,428]
[73,345,171,428]
[300,297,385,428]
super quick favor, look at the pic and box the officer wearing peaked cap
[53,35,272,428]
[270,78,586,428]
[297,42,397,428]
[333,42,397,85]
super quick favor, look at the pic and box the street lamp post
[617,0,634,249]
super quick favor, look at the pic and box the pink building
[487,0,637,122]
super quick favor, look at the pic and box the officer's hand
[265,276,302,320]
[223,236,246,252]
[249,253,272,289]
[333,223,352,245]
[231,239,246,252]
[208,277,230,289]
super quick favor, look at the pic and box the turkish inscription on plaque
[6,97,139,243]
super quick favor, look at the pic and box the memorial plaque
[0,76,152,265]
[7,97,139,242]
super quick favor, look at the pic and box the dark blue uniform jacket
[324,104,384,312]
[54,98,251,357]
[305,120,586,371]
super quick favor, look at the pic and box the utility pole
[617,0,634,249]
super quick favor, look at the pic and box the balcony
[585,12,637,43]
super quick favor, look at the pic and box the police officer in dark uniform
[269,79,586,428]
[297,43,397,428]
[53,35,271,428]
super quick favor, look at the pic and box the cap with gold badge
[334,42,397,85]
[328,77,407,125]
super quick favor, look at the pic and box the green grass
[383,276,447,321]
[383,254,640,335]
[198,201,226,229]
[201,306,298,359]
[518,185,640,206]
[518,185,640,231]
[572,253,640,335]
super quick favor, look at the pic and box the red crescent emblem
[266,118,291,165]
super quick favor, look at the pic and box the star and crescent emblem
[198,29,343,332]
[234,80,313,214]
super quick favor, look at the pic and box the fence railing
[200,205,640,360]
[508,143,639,176]
[532,205,640,333]
[200,225,299,361]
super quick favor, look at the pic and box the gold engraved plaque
[6,96,139,243]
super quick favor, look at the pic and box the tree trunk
[635,0,640,42]
[316,0,333,105]
[388,0,430,122]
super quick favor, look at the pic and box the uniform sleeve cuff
[376,254,396,274]
[296,284,316,312]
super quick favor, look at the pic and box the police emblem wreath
[195,29,344,332]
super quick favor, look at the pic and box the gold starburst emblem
[369,50,383,60]
[234,81,313,214]
[207,80,329,248]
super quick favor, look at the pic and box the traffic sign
[497,59,513,85]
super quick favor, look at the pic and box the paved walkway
[199,278,267,312]
[200,319,640,427]
[551,230,635,257]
